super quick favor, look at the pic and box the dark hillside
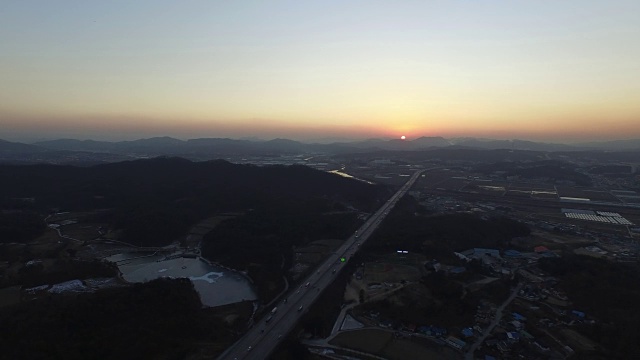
[0,278,231,359]
[0,158,389,246]
[365,195,530,260]
[539,255,640,358]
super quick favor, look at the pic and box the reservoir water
[107,253,257,307]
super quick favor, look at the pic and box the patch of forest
[0,211,45,243]
[2,258,117,288]
[364,195,530,261]
[587,164,632,174]
[539,255,640,358]
[0,278,234,359]
[201,199,362,301]
[0,158,389,246]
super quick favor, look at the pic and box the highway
[217,170,424,360]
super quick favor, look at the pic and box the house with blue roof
[571,310,585,318]
[507,331,520,342]
[504,249,522,257]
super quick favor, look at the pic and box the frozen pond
[107,253,257,307]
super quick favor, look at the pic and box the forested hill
[0,157,390,246]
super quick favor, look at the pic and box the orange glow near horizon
[1,108,640,142]
[1,2,640,142]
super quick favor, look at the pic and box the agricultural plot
[435,178,470,191]
[559,329,597,352]
[463,184,505,197]
[363,262,422,284]
[531,192,559,200]
[582,191,621,202]
[60,223,105,242]
[420,171,469,190]
[330,329,460,360]
[610,191,640,204]
[556,186,589,199]
[330,329,392,354]
[381,338,460,360]
[504,190,533,198]
[509,182,556,192]
[614,191,640,204]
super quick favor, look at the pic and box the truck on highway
[271,307,278,314]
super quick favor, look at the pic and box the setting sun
[400,135,406,140]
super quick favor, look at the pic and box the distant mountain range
[1,136,639,163]
[33,136,640,151]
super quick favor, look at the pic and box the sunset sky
[1,1,639,142]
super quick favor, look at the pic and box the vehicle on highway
[332,269,336,274]
[305,282,310,287]
[247,346,252,352]
[271,306,278,314]
[265,315,273,323]
[297,305,304,311]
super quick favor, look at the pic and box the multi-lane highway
[217,170,424,360]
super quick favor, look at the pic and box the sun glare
[400,135,406,140]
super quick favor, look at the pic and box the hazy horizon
[2,1,639,142]
[3,131,640,146]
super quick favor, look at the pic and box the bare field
[189,215,237,235]
[61,223,104,241]
[330,329,461,360]
[531,193,559,199]
[527,231,591,247]
[0,285,21,308]
[330,329,392,354]
[583,191,621,202]
[559,329,597,352]
[556,186,588,198]
[508,182,557,191]
[31,228,64,244]
[418,171,470,190]
[383,338,460,360]
[364,262,422,283]
[313,239,344,248]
